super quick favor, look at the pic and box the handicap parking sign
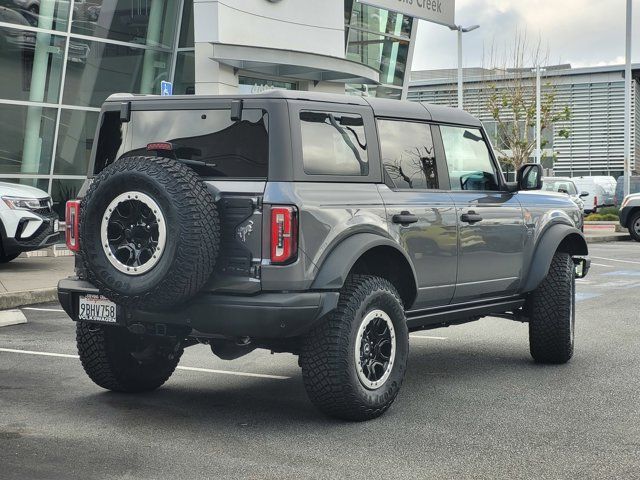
[161,81,173,96]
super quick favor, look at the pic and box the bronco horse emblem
[237,220,254,243]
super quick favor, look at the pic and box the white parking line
[0,347,79,359]
[0,347,290,380]
[22,307,65,313]
[410,335,448,340]
[590,263,613,268]
[591,256,640,266]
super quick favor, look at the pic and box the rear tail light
[65,200,81,252]
[270,206,298,265]
[146,142,173,152]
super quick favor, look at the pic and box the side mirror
[579,191,589,198]
[516,163,543,191]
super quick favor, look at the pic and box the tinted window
[124,109,268,178]
[378,120,438,189]
[300,111,368,176]
[441,126,499,191]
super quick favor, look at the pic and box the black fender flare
[521,224,588,293]
[310,233,418,291]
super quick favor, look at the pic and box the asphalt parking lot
[1,242,639,480]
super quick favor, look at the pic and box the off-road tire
[526,252,575,364]
[77,321,183,393]
[300,275,409,421]
[80,156,220,310]
[628,211,640,242]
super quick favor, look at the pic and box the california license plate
[78,295,117,323]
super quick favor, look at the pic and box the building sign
[358,0,455,27]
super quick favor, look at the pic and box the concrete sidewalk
[0,256,74,310]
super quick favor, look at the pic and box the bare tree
[482,32,570,170]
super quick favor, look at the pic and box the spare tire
[80,156,220,310]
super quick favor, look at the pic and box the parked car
[572,177,610,214]
[615,176,640,206]
[0,181,60,263]
[58,92,590,421]
[542,177,588,213]
[619,193,640,242]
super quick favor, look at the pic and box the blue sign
[161,81,173,96]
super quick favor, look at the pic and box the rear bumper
[57,278,339,339]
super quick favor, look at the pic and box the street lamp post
[534,66,547,164]
[449,24,480,110]
[624,0,633,198]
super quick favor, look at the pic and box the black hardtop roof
[106,91,482,127]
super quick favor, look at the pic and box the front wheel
[526,252,576,364]
[76,322,183,393]
[628,211,640,242]
[300,275,409,421]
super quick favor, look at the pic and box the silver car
[542,177,588,213]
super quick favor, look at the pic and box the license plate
[78,295,118,323]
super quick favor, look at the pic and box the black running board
[406,296,525,332]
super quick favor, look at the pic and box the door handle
[461,211,483,224]
[392,211,419,226]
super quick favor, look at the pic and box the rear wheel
[628,211,640,242]
[300,275,409,421]
[76,322,183,393]
[526,252,576,364]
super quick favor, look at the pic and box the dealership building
[0,0,456,215]
[409,65,640,178]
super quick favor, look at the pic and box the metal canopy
[210,43,381,85]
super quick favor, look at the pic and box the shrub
[584,214,619,222]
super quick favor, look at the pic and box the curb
[0,288,58,311]
[586,234,631,244]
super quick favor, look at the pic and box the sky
[412,0,640,72]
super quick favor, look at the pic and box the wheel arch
[521,224,588,294]
[310,233,418,309]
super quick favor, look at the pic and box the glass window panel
[71,0,180,49]
[0,177,49,192]
[300,111,368,176]
[173,50,194,95]
[178,0,193,48]
[238,76,297,94]
[51,178,84,218]
[54,109,99,175]
[349,3,413,38]
[62,40,171,107]
[0,1,69,31]
[378,120,438,190]
[346,30,408,86]
[0,26,66,102]
[0,103,57,174]
[441,126,499,191]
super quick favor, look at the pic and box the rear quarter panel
[261,181,388,291]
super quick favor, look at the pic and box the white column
[536,66,542,164]
[624,0,633,198]
[457,29,463,109]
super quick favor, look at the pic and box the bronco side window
[300,111,368,176]
[377,119,438,190]
[440,125,500,191]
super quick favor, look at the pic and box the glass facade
[0,0,184,215]
[0,0,415,215]
[345,1,414,99]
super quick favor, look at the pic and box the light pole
[449,24,480,110]
[534,66,547,164]
[624,0,633,198]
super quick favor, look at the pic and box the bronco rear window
[98,109,269,178]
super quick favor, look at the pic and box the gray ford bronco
[58,91,590,421]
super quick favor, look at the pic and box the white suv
[0,182,60,263]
